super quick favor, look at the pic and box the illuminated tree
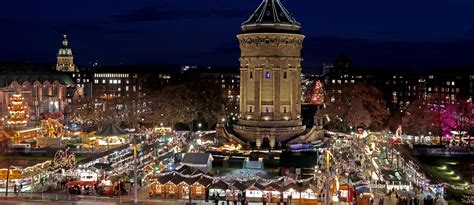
[441,100,473,141]
[51,148,76,171]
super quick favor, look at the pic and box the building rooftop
[0,62,74,86]
[181,153,213,165]
[90,64,176,74]
[241,0,301,34]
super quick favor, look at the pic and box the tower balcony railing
[237,118,303,128]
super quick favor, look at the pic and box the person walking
[379,197,384,205]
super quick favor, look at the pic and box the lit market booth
[244,181,268,201]
[226,181,248,201]
[0,168,23,193]
[299,182,319,203]
[336,183,355,203]
[149,172,212,200]
[355,185,374,205]
[209,180,229,198]
[149,170,321,204]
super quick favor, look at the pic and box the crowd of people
[67,185,95,195]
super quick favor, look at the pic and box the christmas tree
[310,80,324,105]
[7,93,28,128]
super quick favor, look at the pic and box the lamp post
[5,166,10,197]
[131,135,139,204]
[5,140,11,197]
[325,149,331,205]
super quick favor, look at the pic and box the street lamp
[130,135,140,204]
[198,123,202,130]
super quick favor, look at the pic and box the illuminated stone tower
[56,35,77,72]
[233,0,306,149]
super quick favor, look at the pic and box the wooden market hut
[299,182,319,204]
[266,182,285,202]
[282,182,303,203]
[150,173,213,200]
[245,181,265,201]
[149,174,186,199]
[227,181,249,201]
[209,181,229,198]
[150,174,174,198]
[192,176,213,200]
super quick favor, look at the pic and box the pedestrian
[213,193,219,205]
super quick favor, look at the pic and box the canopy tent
[97,124,127,136]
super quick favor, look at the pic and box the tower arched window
[250,72,253,79]
[265,72,270,79]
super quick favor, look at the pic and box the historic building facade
[0,63,74,125]
[232,0,306,149]
[55,35,77,72]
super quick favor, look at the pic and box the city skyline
[0,1,472,204]
[1,0,474,73]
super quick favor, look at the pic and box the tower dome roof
[58,35,73,56]
[242,0,301,33]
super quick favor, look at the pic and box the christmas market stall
[149,172,212,200]
[149,170,324,203]
[209,180,229,198]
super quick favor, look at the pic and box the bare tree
[319,83,389,131]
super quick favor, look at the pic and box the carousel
[94,124,128,148]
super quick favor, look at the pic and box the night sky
[1,0,474,73]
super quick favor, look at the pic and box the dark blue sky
[1,0,474,73]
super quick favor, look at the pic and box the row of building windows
[76,79,90,83]
[331,79,355,84]
[94,73,130,78]
[94,79,130,84]
[427,87,460,93]
[222,85,236,89]
[221,79,238,83]
[72,73,87,78]
[336,75,364,79]
[246,106,289,113]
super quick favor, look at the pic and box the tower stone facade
[56,35,77,72]
[233,0,306,149]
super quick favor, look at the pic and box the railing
[222,126,246,145]
[11,192,124,202]
[5,192,215,204]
